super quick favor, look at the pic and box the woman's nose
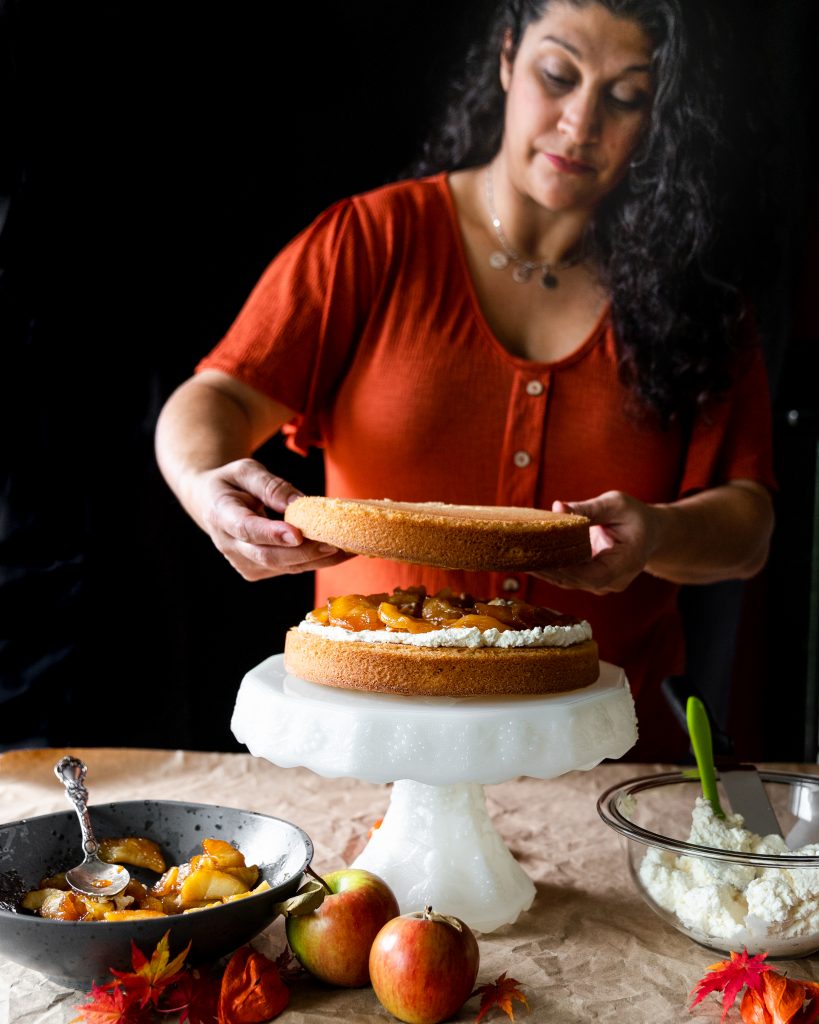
[558,89,601,145]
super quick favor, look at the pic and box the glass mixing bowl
[597,770,819,957]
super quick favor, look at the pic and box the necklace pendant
[512,263,532,284]
[489,250,510,270]
[540,269,559,289]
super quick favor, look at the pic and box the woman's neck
[486,154,592,266]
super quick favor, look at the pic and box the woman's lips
[544,153,595,175]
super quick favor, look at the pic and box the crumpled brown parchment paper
[1,748,817,1023]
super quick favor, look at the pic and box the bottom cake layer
[283,629,599,697]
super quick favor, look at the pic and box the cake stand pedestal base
[352,779,534,933]
[232,655,637,932]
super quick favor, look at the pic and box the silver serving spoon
[54,756,130,898]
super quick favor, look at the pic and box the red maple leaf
[111,931,191,1008]
[272,946,305,982]
[71,983,152,1024]
[473,972,529,1023]
[159,967,221,1024]
[690,950,773,1021]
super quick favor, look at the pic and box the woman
[155,0,775,754]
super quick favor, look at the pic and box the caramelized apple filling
[20,837,269,921]
[306,586,578,634]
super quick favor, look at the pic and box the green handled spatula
[686,695,726,818]
[686,695,785,838]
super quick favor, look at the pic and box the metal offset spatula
[718,763,785,839]
[686,696,783,838]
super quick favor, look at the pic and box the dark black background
[1,1,817,758]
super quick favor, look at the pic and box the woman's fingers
[536,491,660,594]
[216,518,350,581]
[231,538,351,579]
[191,459,353,581]
[533,547,633,593]
[552,492,625,525]
[212,494,301,548]
[223,457,304,514]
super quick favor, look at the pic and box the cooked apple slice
[104,909,167,921]
[98,837,166,874]
[150,865,179,897]
[159,893,185,915]
[21,888,59,912]
[122,879,148,901]
[223,880,271,903]
[77,895,115,921]
[38,872,69,891]
[223,865,259,888]
[182,901,221,913]
[150,864,180,897]
[179,868,249,904]
[37,890,88,921]
[201,838,246,869]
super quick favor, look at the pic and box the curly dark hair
[411,0,769,426]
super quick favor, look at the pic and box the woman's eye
[608,90,648,112]
[541,68,575,90]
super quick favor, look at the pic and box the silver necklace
[485,167,584,289]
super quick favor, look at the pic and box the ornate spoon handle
[54,755,99,857]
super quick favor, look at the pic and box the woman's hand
[187,458,352,581]
[533,492,661,595]
[533,481,773,593]
[155,372,353,581]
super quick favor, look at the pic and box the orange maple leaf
[740,973,819,1024]
[473,972,529,1023]
[111,930,191,1008]
[690,949,772,1021]
[71,982,151,1024]
[218,946,289,1024]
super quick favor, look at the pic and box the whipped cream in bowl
[597,770,819,958]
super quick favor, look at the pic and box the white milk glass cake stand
[231,654,637,933]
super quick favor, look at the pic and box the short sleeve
[197,199,374,454]
[679,343,777,496]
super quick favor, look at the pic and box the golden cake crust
[284,629,599,697]
[284,497,591,571]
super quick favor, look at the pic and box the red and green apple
[369,906,480,1024]
[285,867,399,987]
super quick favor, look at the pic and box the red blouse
[198,174,775,702]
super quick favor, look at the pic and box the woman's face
[499,0,654,214]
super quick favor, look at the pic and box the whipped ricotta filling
[297,619,592,649]
[639,797,819,948]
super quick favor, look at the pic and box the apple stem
[305,864,333,895]
[421,906,464,931]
